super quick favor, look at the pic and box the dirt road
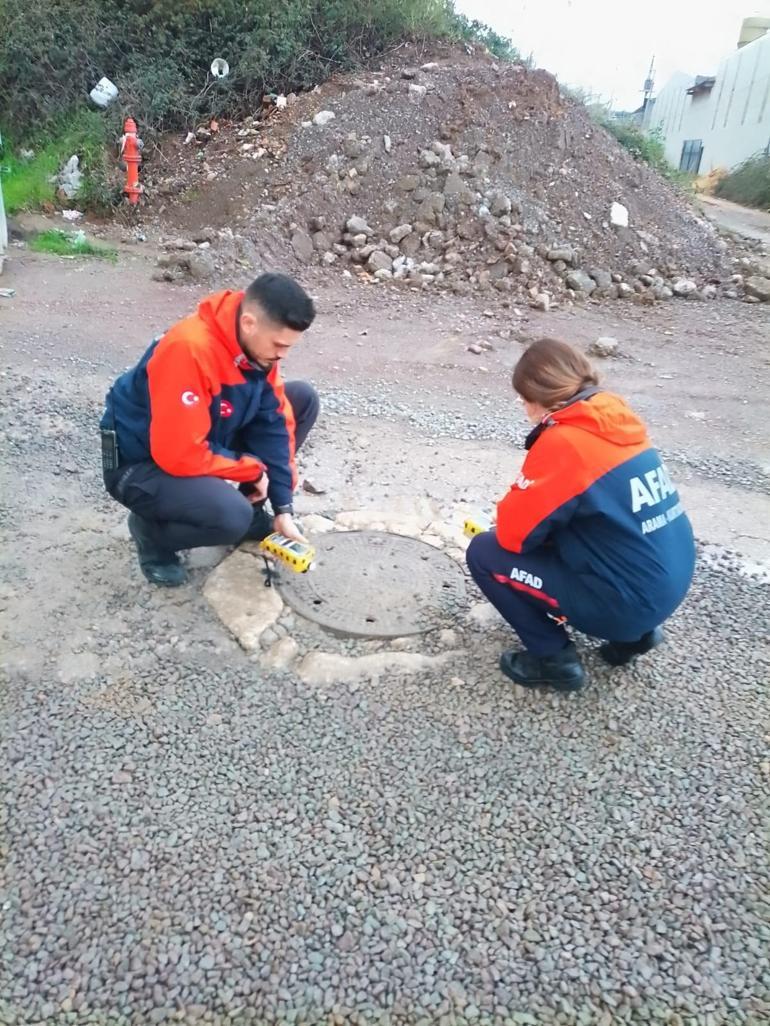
[698,194,770,248]
[1,240,769,1025]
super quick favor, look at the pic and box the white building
[649,18,770,173]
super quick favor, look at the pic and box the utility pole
[642,55,656,122]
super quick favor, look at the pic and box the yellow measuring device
[259,533,316,573]
[463,513,494,538]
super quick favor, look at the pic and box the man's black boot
[499,643,585,692]
[241,502,274,542]
[599,627,663,667]
[128,513,188,587]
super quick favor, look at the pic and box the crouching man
[100,273,319,586]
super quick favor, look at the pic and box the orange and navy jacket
[100,290,297,509]
[496,389,695,621]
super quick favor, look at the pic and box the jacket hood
[549,391,648,447]
[196,290,247,362]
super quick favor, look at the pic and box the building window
[679,139,704,174]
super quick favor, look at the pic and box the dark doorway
[679,139,704,173]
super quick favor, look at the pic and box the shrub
[715,153,770,210]
[602,121,671,174]
[449,11,520,61]
[595,113,688,185]
[0,0,517,139]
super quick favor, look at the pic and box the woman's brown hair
[513,337,599,410]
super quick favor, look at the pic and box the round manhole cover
[277,531,467,638]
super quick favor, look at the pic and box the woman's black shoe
[599,628,663,667]
[499,644,585,691]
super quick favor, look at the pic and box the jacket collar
[524,387,602,450]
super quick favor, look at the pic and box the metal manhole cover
[276,531,467,638]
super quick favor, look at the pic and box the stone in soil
[744,275,770,302]
[566,269,597,294]
[589,336,619,358]
[673,278,698,298]
[203,549,283,650]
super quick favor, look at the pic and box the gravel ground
[319,383,770,495]
[1,252,769,1026]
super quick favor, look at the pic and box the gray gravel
[1,355,769,1025]
[320,381,526,445]
[319,383,770,495]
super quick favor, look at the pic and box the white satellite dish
[210,58,230,80]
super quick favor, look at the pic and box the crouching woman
[466,338,696,691]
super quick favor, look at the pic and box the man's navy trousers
[103,380,318,553]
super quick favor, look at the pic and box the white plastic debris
[58,156,83,199]
[89,77,118,108]
[610,202,629,228]
[61,210,83,221]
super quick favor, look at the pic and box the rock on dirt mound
[146,45,741,304]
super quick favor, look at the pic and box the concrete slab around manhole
[276,531,467,638]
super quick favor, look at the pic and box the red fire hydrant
[119,117,143,205]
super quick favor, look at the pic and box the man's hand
[274,512,308,544]
[247,474,270,504]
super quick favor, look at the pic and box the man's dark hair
[244,273,316,331]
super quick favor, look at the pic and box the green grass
[1,147,61,212]
[0,110,114,214]
[30,229,117,261]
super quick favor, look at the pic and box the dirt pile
[145,45,755,305]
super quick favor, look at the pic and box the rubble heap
[146,46,765,304]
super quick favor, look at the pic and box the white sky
[454,0,770,109]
